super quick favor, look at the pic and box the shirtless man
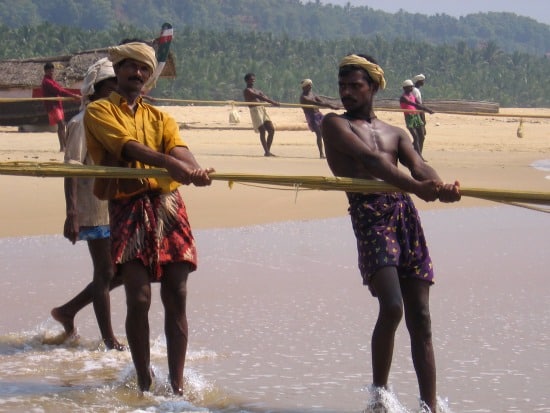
[299,78,340,158]
[243,73,280,156]
[321,53,461,412]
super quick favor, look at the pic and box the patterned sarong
[404,113,424,129]
[305,111,323,132]
[347,192,434,291]
[109,190,197,281]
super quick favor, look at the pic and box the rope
[0,162,548,210]
[1,96,548,118]
[0,97,78,102]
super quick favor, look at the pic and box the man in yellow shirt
[84,42,214,395]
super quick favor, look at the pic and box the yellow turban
[339,54,386,90]
[108,42,157,73]
[301,78,313,88]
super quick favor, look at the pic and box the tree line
[1,0,549,55]
[1,23,550,107]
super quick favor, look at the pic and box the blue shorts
[78,225,110,241]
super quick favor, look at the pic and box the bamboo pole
[1,97,548,118]
[0,162,549,207]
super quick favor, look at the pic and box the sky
[315,0,550,25]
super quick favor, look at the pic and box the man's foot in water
[103,337,127,351]
[50,307,76,336]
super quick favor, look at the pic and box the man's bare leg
[160,262,190,395]
[314,128,325,158]
[122,260,153,392]
[401,278,436,412]
[369,267,404,389]
[258,125,269,155]
[57,120,66,152]
[265,121,275,155]
[88,238,124,350]
[51,283,94,336]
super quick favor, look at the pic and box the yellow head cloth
[301,78,313,88]
[108,42,157,74]
[339,54,386,90]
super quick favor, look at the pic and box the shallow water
[0,206,549,412]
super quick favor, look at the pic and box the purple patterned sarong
[305,111,324,132]
[347,192,434,292]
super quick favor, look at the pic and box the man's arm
[396,126,460,202]
[301,94,339,109]
[43,78,80,99]
[63,177,79,244]
[322,114,439,201]
[400,95,433,114]
[244,88,280,106]
[121,141,213,187]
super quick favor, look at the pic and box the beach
[1,105,549,236]
[0,105,549,412]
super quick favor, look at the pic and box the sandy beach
[0,105,548,237]
[0,105,549,413]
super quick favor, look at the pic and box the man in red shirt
[41,62,80,151]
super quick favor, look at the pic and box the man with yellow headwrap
[51,57,124,351]
[321,54,461,412]
[84,41,215,395]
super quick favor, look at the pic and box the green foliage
[0,0,549,55]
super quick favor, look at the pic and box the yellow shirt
[85,93,187,200]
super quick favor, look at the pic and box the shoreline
[1,105,548,237]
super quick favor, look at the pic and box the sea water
[0,206,549,412]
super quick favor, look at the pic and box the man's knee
[406,307,432,339]
[379,300,403,325]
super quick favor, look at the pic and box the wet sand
[0,105,549,412]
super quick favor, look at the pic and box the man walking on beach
[41,62,81,152]
[299,78,340,158]
[321,54,460,412]
[400,79,433,160]
[243,72,280,157]
[51,58,124,351]
[84,42,214,394]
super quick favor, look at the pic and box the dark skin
[52,78,125,351]
[322,67,460,412]
[300,83,340,158]
[113,58,214,394]
[400,85,434,158]
[243,75,280,156]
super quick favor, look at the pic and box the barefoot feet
[50,307,76,336]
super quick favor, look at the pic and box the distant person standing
[41,62,80,152]
[412,74,428,137]
[51,58,124,351]
[299,78,340,158]
[243,73,280,157]
[400,79,433,160]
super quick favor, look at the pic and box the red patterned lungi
[109,190,197,281]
